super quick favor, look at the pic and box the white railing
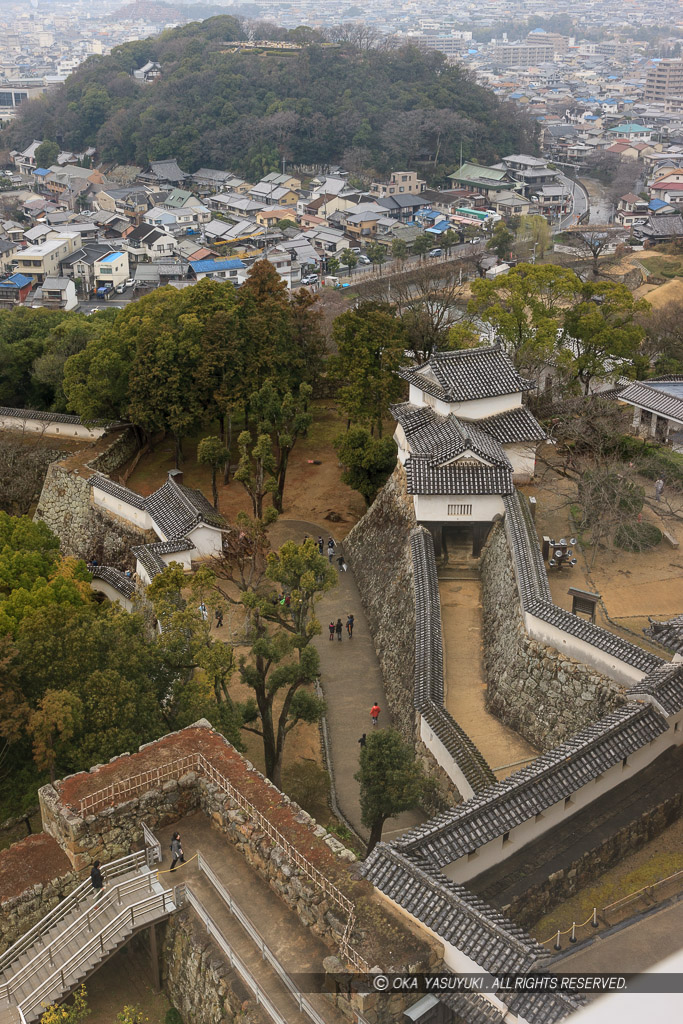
[0,871,158,1005]
[17,887,178,1020]
[184,885,289,1024]
[197,852,327,1024]
[0,851,146,977]
[75,751,369,971]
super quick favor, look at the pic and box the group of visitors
[328,615,354,641]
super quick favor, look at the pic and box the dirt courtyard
[520,459,683,653]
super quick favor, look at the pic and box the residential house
[192,169,250,196]
[95,186,152,221]
[370,170,427,197]
[615,193,649,227]
[377,193,427,222]
[204,218,265,247]
[13,235,80,284]
[249,180,299,207]
[608,123,652,142]
[124,224,177,262]
[254,208,295,229]
[36,276,78,310]
[492,190,532,219]
[0,272,33,307]
[636,213,683,242]
[188,257,245,282]
[449,162,512,196]
[0,238,21,273]
[260,171,302,191]
[616,376,683,449]
[501,155,564,198]
[208,192,266,218]
[60,243,127,296]
[12,140,41,176]
[94,251,128,292]
[529,182,571,218]
[650,171,683,206]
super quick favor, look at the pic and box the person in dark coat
[335,618,343,641]
[358,733,367,749]
[346,614,354,638]
[170,831,185,871]
[329,620,335,641]
[90,860,104,900]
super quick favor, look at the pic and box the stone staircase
[0,852,176,1022]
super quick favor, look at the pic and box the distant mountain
[5,16,537,180]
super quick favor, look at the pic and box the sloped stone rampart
[480,522,625,750]
[34,427,148,564]
[163,911,269,1024]
[343,465,418,743]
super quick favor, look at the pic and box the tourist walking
[329,620,335,641]
[370,702,381,727]
[327,538,336,562]
[317,536,324,555]
[215,608,223,628]
[346,614,354,639]
[198,602,208,621]
[90,860,105,901]
[170,832,185,871]
[337,555,347,573]
[655,477,665,502]
[335,618,343,641]
[358,733,367,749]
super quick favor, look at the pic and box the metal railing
[75,751,369,971]
[183,885,289,1024]
[17,887,179,1020]
[197,852,327,1024]
[0,851,146,977]
[142,820,162,866]
[1,870,158,1005]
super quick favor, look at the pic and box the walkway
[556,899,683,974]
[439,580,538,778]
[269,520,425,841]
[156,814,348,1024]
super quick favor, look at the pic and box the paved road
[340,241,486,284]
[269,519,426,842]
[558,171,589,229]
[557,899,683,974]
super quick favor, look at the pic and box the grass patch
[639,256,683,279]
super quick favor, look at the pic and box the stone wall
[1,865,78,956]
[503,791,683,929]
[480,522,624,750]
[163,911,269,1024]
[344,465,418,743]
[34,428,149,565]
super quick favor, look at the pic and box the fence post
[570,922,577,944]
[554,930,561,951]
[592,907,598,928]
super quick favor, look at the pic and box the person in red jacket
[370,702,381,727]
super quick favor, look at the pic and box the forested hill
[5,16,537,180]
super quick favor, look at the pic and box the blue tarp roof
[33,167,50,176]
[190,258,245,273]
[650,199,669,210]
[0,273,32,288]
[426,221,452,234]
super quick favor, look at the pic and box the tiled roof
[146,537,194,555]
[90,565,135,600]
[391,703,667,867]
[362,845,547,974]
[406,460,513,496]
[476,406,547,444]
[441,992,504,1024]
[411,528,496,792]
[132,543,167,580]
[0,406,83,425]
[631,662,683,715]
[398,345,535,403]
[143,479,226,539]
[505,990,584,1024]
[644,614,683,654]
[90,474,146,510]
[616,379,683,423]
[503,492,661,673]
[392,403,510,467]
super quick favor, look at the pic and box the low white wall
[415,493,505,522]
[407,384,520,421]
[0,413,105,440]
[525,610,646,688]
[160,549,193,571]
[92,486,154,530]
[419,716,475,800]
[89,578,134,612]
[442,723,677,885]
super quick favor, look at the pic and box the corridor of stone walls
[439,579,539,779]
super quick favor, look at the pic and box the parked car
[301,274,319,285]
[125,279,135,289]
[357,254,371,265]
[350,247,361,255]
[115,282,127,294]
[428,248,443,258]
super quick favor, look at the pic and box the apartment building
[370,170,427,197]
[645,61,683,104]
[13,234,80,283]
